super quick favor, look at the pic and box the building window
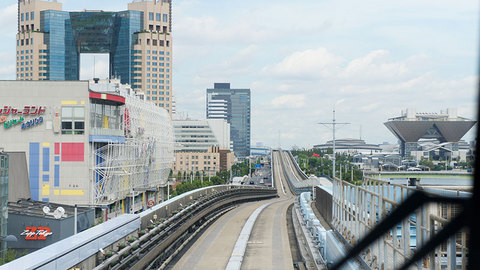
[156,13,161,21]
[21,13,24,22]
[61,106,85,135]
[31,11,34,20]
[163,14,168,22]
[149,12,154,21]
[26,12,29,21]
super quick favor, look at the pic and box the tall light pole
[318,109,349,179]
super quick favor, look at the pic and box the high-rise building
[16,0,173,115]
[173,119,232,152]
[206,83,250,158]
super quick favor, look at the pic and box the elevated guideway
[278,150,332,194]
[1,185,277,270]
[173,150,298,270]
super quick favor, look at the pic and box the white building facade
[0,80,174,217]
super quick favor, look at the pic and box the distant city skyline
[0,0,477,148]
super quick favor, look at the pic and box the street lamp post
[318,109,349,180]
[0,235,17,260]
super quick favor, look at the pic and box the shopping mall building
[0,79,173,219]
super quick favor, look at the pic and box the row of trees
[169,167,235,198]
[292,148,363,183]
[418,158,473,171]
[169,158,263,198]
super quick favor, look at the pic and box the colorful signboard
[1,106,46,129]
[4,117,24,129]
[20,227,53,240]
[22,116,43,130]
[0,106,46,116]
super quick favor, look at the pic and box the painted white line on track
[224,201,276,270]
[275,154,287,195]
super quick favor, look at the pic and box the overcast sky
[0,0,478,149]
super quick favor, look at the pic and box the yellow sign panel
[60,190,85,196]
[61,101,78,105]
[42,184,50,195]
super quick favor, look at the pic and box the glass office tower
[207,83,251,159]
[16,0,173,115]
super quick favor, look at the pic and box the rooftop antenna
[318,108,350,179]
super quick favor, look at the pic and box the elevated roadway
[172,150,296,270]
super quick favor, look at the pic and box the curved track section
[171,150,296,270]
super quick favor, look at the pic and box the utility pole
[318,109,350,179]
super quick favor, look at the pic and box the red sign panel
[147,200,155,207]
[20,227,53,240]
[0,106,46,116]
[61,143,85,162]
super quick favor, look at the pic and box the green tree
[419,159,434,170]
[0,249,28,265]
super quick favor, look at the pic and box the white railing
[332,176,469,270]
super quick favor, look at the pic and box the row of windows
[17,72,33,78]
[148,12,168,23]
[17,38,34,46]
[146,68,170,75]
[17,66,36,72]
[18,61,33,66]
[146,85,170,90]
[179,155,217,160]
[146,62,169,67]
[146,79,169,84]
[175,166,217,172]
[17,50,34,55]
[146,50,170,55]
[90,103,122,131]
[147,97,169,101]
[20,12,35,22]
[178,161,215,165]
[61,106,85,135]
[146,91,169,95]
[148,97,171,101]
[137,39,170,47]
[20,24,35,32]
[146,56,166,60]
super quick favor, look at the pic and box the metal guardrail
[2,185,276,270]
[330,176,470,270]
[275,150,324,194]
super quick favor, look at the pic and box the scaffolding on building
[91,87,174,205]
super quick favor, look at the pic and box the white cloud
[0,4,17,37]
[0,51,15,79]
[271,94,306,109]
[262,48,343,79]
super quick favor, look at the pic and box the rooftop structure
[384,108,476,159]
[313,138,381,154]
[7,199,94,252]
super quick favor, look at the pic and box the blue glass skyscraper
[207,83,251,158]
[16,0,174,114]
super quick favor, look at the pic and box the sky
[0,0,478,149]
